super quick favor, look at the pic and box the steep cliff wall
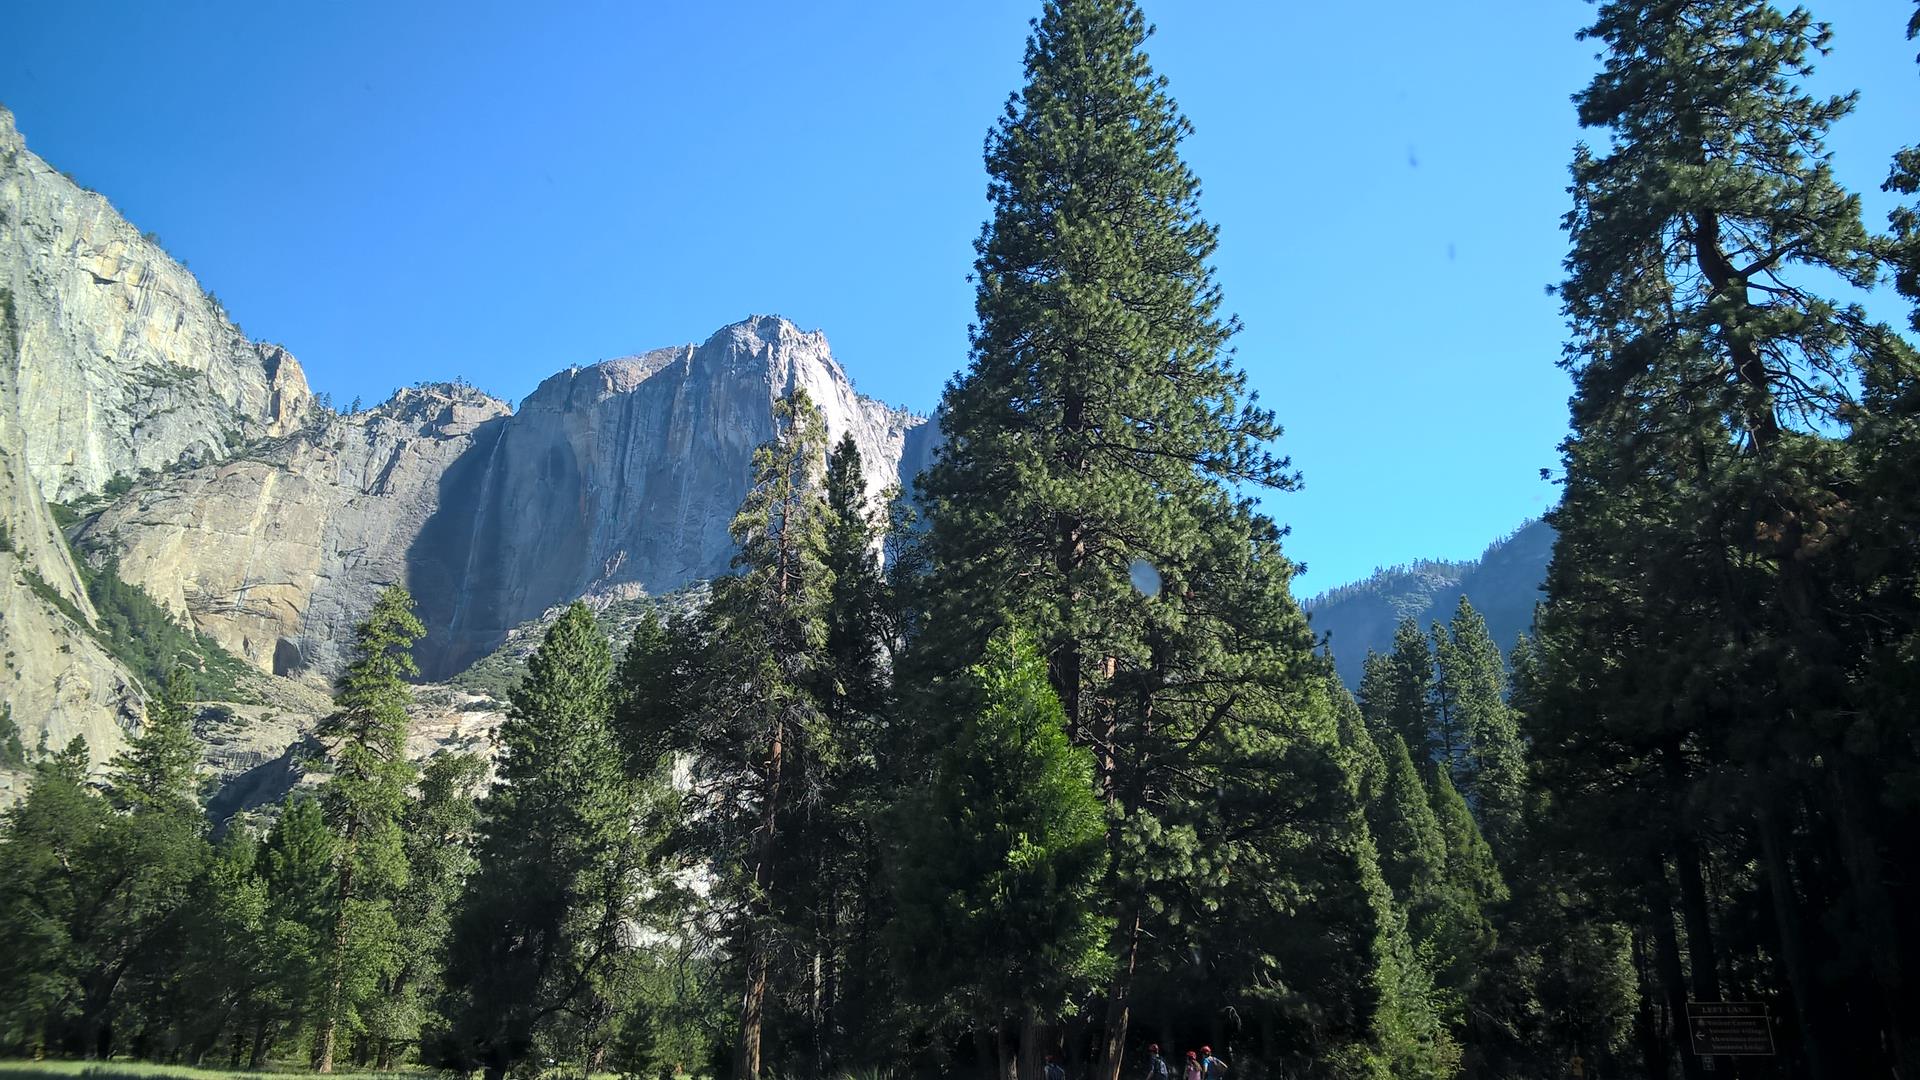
[78,386,512,679]
[78,316,932,682]
[3,106,939,747]
[0,282,144,773]
[0,105,312,504]
[412,316,929,675]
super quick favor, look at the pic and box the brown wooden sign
[1686,1001,1776,1057]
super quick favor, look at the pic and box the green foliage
[363,750,486,1068]
[0,705,23,769]
[311,586,428,1070]
[677,391,837,1080]
[1368,734,1445,911]
[1433,598,1527,854]
[910,0,1397,1071]
[107,666,203,817]
[1358,619,1436,767]
[43,554,259,701]
[256,794,342,1055]
[1525,0,1920,1075]
[440,602,664,1080]
[0,710,207,1059]
[892,628,1110,1026]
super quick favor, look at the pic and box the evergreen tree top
[1561,0,1909,446]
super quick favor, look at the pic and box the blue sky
[6,1,1915,593]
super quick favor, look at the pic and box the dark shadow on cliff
[407,411,598,680]
[406,413,513,681]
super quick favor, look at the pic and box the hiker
[1143,1043,1170,1080]
[1200,1046,1228,1080]
[1183,1050,1203,1080]
[1044,1054,1066,1080]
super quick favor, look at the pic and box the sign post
[1686,1001,1775,1060]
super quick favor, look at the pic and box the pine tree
[810,432,897,1071]
[256,795,338,1067]
[1422,770,1505,1010]
[440,602,651,1080]
[891,629,1109,1075]
[1370,735,1446,911]
[0,738,103,1054]
[1330,689,1458,1079]
[1884,3,1920,334]
[174,830,272,1066]
[914,1,1359,1072]
[1535,1,1920,1074]
[1433,598,1527,854]
[314,586,426,1072]
[365,752,486,1069]
[1360,619,1437,765]
[681,391,833,1080]
[107,667,202,817]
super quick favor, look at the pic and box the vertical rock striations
[78,386,512,679]
[411,316,928,675]
[2,109,938,731]
[0,105,312,504]
[78,317,934,682]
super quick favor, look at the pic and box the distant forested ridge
[1306,519,1553,687]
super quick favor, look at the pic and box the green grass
[0,1062,433,1080]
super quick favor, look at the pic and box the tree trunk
[737,707,786,1080]
[1824,761,1915,1078]
[1755,797,1831,1080]
[977,1026,997,1080]
[1649,872,1704,1080]
[1098,906,1143,1080]
[1670,829,1722,1004]
[998,1019,1015,1080]
[1630,929,1671,1080]
[317,851,356,1074]
[1020,1005,1045,1080]
[248,1018,272,1071]
[738,942,770,1080]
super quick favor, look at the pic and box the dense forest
[4,0,1919,1078]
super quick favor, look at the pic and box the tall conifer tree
[683,391,833,1080]
[314,586,425,1073]
[1433,598,1526,854]
[916,2,1364,1072]
[1535,1,1920,1073]
[440,603,649,1080]
[892,629,1109,1080]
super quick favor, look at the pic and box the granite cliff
[407,316,937,676]
[1,105,317,774]
[2,105,939,795]
[82,318,936,682]
[0,107,312,504]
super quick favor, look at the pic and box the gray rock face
[0,218,144,773]
[79,386,512,679]
[0,106,312,504]
[2,106,942,784]
[410,316,932,675]
[81,317,934,681]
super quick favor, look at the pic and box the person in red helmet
[1200,1046,1228,1079]
[1143,1043,1169,1080]
[1183,1051,1202,1080]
